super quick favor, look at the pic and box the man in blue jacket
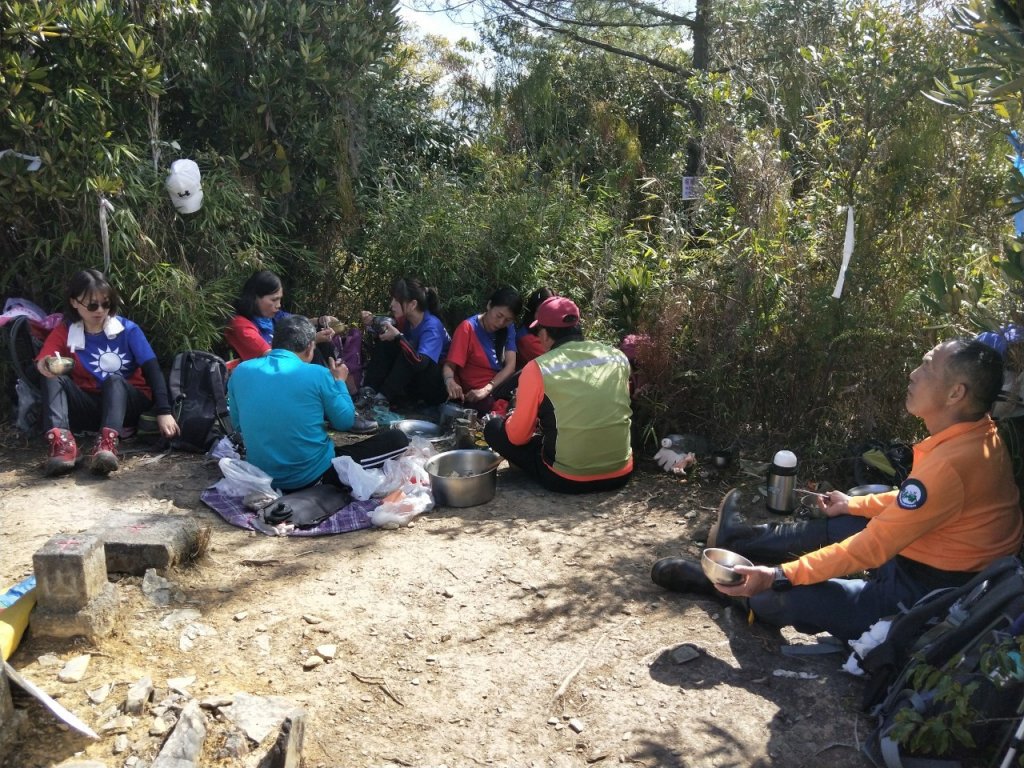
[229,316,406,492]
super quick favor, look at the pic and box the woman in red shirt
[442,287,522,414]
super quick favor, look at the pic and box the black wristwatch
[771,566,793,592]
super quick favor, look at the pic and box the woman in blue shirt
[359,278,450,408]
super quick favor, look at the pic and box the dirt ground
[0,426,876,768]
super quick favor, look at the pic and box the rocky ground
[0,426,874,767]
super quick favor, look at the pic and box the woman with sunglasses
[34,269,179,476]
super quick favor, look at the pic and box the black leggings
[44,374,151,435]
[363,340,447,406]
[483,419,632,494]
[281,430,411,494]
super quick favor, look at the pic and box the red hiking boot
[89,427,120,475]
[44,428,78,476]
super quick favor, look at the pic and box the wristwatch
[771,566,793,592]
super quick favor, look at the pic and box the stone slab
[86,512,210,576]
[151,699,206,768]
[33,533,108,612]
[32,582,119,642]
[250,708,305,768]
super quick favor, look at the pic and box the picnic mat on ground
[200,488,379,536]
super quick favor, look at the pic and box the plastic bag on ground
[332,455,384,500]
[375,455,432,497]
[213,458,281,499]
[369,487,434,528]
[207,435,240,461]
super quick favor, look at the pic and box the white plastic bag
[375,455,431,497]
[369,487,434,528]
[331,455,384,500]
[207,435,240,460]
[213,458,281,499]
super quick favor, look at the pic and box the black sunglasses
[77,299,111,312]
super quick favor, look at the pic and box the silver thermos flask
[766,450,798,515]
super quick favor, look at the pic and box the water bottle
[766,450,798,515]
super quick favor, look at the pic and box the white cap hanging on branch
[165,159,203,214]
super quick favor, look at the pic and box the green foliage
[888,637,1024,759]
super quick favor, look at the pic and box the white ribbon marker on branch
[98,196,115,274]
[832,205,855,299]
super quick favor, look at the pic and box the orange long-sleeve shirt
[783,417,1022,586]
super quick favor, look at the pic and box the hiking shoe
[349,414,379,435]
[44,428,78,476]
[89,427,120,475]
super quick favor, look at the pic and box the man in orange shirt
[652,339,1023,640]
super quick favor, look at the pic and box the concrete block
[31,582,119,642]
[87,512,210,576]
[33,533,107,612]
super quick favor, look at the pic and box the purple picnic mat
[200,487,379,536]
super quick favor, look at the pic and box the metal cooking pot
[425,449,501,508]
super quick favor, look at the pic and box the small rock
[149,714,173,736]
[410,678,420,686]
[233,611,249,621]
[302,614,324,625]
[57,654,91,683]
[36,653,61,668]
[302,656,323,670]
[547,717,558,725]
[568,718,585,733]
[112,734,129,754]
[442,588,454,598]
[167,676,195,695]
[254,635,271,653]
[125,677,154,715]
[200,695,234,710]
[315,644,337,661]
[670,644,701,664]
[221,728,249,759]
[100,715,134,734]
[87,683,112,704]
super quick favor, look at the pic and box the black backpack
[859,556,1024,767]
[3,315,44,434]
[168,350,232,452]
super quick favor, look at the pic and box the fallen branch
[350,670,405,706]
[554,618,628,701]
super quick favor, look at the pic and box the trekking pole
[999,705,1024,768]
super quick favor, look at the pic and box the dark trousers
[363,340,447,406]
[483,418,632,494]
[748,515,976,640]
[44,374,151,435]
[281,430,411,494]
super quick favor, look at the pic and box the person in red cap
[483,295,634,493]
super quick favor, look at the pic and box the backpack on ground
[3,315,44,435]
[858,556,1024,768]
[168,350,233,453]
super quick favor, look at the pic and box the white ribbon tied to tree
[832,205,855,299]
[98,196,115,273]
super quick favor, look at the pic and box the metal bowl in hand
[424,449,501,508]
[701,548,753,586]
[45,355,74,375]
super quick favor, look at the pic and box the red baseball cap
[530,296,580,329]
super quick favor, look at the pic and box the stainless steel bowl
[392,420,442,438]
[424,449,500,508]
[45,355,74,375]
[701,548,753,586]
[848,484,895,497]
